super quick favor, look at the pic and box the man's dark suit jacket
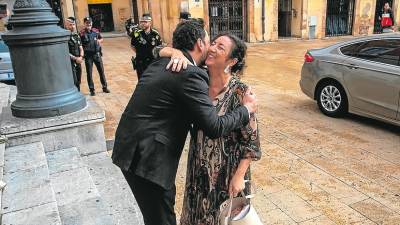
[112,56,250,190]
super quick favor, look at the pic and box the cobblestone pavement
[81,37,400,225]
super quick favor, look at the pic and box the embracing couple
[112,20,261,225]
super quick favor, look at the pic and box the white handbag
[219,181,263,225]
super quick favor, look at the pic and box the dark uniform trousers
[85,53,107,91]
[135,58,152,80]
[122,170,177,225]
[71,60,82,90]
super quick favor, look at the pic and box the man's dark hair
[189,18,205,28]
[172,20,206,51]
[213,33,247,74]
[67,17,76,22]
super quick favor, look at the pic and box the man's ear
[194,39,202,52]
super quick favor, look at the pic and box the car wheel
[316,81,348,117]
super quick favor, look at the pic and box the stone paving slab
[263,208,297,225]
[298,215,336,225]
[2,165,54,214]
[50,167,100,207]
[272,171,375,224]
[350,198,400,225]
[82,152,144,225]
[4,142,47,173]
[268,189,322,223]
[46,147,84,175]
[58,196,113,225]
[2,202,61,225]
[300,150,400,213]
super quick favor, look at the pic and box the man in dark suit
[112,21,257,225]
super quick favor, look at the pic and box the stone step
[47,147,114,225]
[0,84,10,114]
[1,142,61,225]
[82,152,144,225]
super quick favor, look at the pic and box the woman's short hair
[173,20,206,51]
[213,33,247,75]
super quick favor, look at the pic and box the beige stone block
[263,208,297,225]
[350,198,400,225]
[268,189,322,223]
[298,215,336,225]
[273,173,372,225]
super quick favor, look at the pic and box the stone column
[2,0,86,118]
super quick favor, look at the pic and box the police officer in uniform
[80,17,110,96]
[179,11,191,22]
[65,17,84,91]
[131,14,162,80]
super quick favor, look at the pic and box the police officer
[179,11,191,22]
[65,17,84,91]
[131,14,162,79]
[80,17,110,96]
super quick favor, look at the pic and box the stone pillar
[2,0,86,118]
[264,0,278,42]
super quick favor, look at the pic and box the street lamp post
[2,0,86,118]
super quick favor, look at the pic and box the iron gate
[46,0,64,27]
[209,0,246,40]
[278,0,292,37]
[326,0,355,36]
[373,0,394,33]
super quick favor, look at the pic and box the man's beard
[198,51,208,67]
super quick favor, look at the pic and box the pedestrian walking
[65,17,84,91]
[80,16,110,96]
[130,14,162,80]
[380,2,395,33]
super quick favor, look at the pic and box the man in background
[80,17,110,96]
[65,17,84,91]
[130,13,162,80]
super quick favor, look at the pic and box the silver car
[0,37,14,82]
[300,34,400,126]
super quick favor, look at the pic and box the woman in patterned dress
[157,31,261,225]
[178,33,261,225]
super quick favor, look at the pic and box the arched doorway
[208,0,247,41]
[373,0,394,33]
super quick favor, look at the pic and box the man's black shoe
[103,88,110,93]
[90,90,96,96]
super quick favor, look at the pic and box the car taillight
[304,52,314,63]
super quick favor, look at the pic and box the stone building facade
[0,0,399,44]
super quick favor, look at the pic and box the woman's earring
[224,66,230,74]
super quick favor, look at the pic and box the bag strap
[243,180,256,199]
[226,196,234,221]
[225,180,257,220]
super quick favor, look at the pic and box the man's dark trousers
[84,53,108,91]
[122,170,176,225]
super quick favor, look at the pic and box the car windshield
[0,40,9,53]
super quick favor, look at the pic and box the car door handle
[346,64,359,69]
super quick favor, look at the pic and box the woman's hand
[166,49,191,72]
[229,174,245,197]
